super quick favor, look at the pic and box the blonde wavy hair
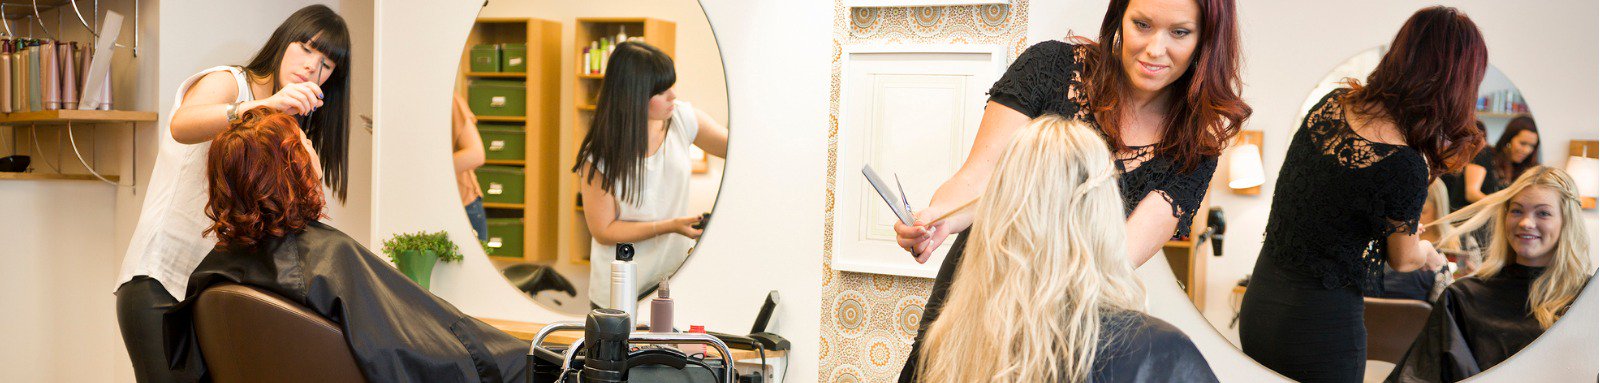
[1430,166,1594,328]
[916,115,1146,382]
[1423,179,1477,262]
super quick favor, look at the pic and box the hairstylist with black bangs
[574,41,728,309]
[115,5,352,381]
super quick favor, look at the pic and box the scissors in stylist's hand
[895,174,914,218]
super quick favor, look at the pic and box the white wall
[375,0,828,381]
[1035,1,1598,381]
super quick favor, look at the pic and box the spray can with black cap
[611,243,637,328]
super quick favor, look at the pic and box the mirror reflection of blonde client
[1388,167,1595,382]
[913,116,1215,383]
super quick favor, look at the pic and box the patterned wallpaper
[820,2,1029,382]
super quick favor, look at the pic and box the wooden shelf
[485,159,526,166]
[475,17,532,24]
[577,104,596,111]
[484,202,526,209]
[0,110,157,125]
[0,172,119,182]
[477,115,526,123]
[578,73,604,80]
[467,72,527,79]
[1475,112,1526,119]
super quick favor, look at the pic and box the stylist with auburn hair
[115,5,353,381]
[1239,6,1484,382]
[893,0,1250,380]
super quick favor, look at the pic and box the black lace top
[987,40,1215,239]
[1260,88,1429,291]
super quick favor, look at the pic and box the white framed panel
[833,44,1006,277]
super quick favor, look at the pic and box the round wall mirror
[1199,46,1589,382]
[448,0,728,315]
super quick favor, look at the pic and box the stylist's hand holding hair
[170,39,337,145]
[255,81,325,116]
[894,102,1031,263]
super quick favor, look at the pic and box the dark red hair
[1084,0,1252,172]
[203,107,326,247]
[1344,6,1487,178]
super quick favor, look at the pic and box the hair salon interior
[0,0,1597,382]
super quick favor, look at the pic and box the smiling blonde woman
[1388,166,1595,382]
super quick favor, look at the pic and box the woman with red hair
[894,0,1251,379]
[1239,6,1486,382]
[162,108,527,382]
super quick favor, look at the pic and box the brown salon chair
[193,284,369,383]
[1362,297,1433,363]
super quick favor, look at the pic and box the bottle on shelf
[2,39,12,114]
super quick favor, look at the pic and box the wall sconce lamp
[1228,130,1265,195]
[1567,140,1598,210]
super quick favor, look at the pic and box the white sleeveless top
[116,66,255,300]
[589,100,699,308]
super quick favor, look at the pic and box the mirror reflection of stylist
[891,0,1251,380]
[1239,7,1480,382]
[574,42,728,309]
[1462,116,1539,205]
[113,5,351,382]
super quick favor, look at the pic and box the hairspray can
[610,243,637,328]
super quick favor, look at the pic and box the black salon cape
[163,221,528,383]
[1385,264,1585,383]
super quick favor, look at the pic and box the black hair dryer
[1200,207,1226,257]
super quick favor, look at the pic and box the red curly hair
[204,107,326,247]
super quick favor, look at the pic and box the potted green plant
[380,231,464,290]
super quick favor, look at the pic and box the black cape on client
[1385,264,1587,383]
[164,221,528,383]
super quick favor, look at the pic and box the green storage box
[478,124,526,161]
[499,43,527,73]
[468,80,527,117]
[485,218,524,259]
[469,44,501,72]
[476,165,525,204]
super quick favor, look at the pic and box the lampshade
[1228,143,1265,190]
[1565,155,1599,198]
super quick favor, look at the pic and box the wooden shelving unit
[566,17,676,265]
[477,115,527,123]
[465,72,527,79]
[1475,111,1526,119]
[0,110,157,124]
[1162,197,1211,309]
[459,17,562,264]
[0,110,155,184]
[0,172,117,182]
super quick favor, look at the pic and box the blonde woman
[912,116,1214,383]
[1387,167,1595,383]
